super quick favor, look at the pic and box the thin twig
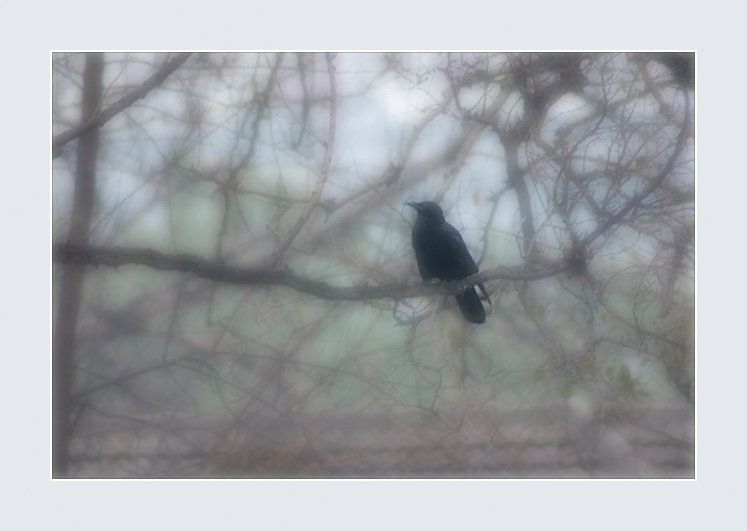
[53,52,193,153]
[573,92,691,253]
[269,52,337,266]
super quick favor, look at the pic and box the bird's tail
[455,288,487,324]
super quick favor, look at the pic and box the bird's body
[407,201,490,324]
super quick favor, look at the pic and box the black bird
[407,201,491,324]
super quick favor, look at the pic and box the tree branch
[53,243,568,301]
[53,52,193,153]
[269,52,337,266]
[574,92,691,252]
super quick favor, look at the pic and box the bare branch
[52,52,193,153]
[53,243,567,300]
[574,93,691,252]
[269,52,337,266]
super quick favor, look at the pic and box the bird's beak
[406,202,420,211]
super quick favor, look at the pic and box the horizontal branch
[52,243,570,301]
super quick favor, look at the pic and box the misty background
[52,52,694,478]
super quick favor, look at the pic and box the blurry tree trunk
[52,53,103,477]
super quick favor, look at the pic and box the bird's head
[406,201,445,223]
